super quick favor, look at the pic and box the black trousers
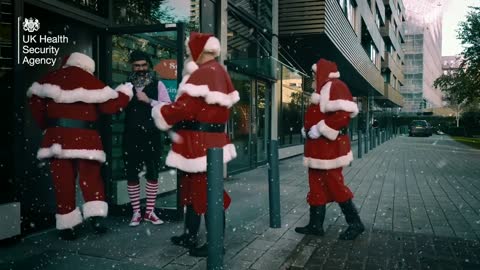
[123,129,163,180]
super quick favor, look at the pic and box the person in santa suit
[151,32,239,257]
[295,58,365,240]
[27,52,133,240]
[123,50,171,227]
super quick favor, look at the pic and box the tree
[434,6,480,108]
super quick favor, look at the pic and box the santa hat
[312,58,340,93]
[61,52,95,74]
[184,32,220,74]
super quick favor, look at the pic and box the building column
[271,0,279,141]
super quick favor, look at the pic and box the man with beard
[123,50,171,226]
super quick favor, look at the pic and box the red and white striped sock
[145,181,158,214]
[127,182,141,213]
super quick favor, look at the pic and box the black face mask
[128,71,153,88]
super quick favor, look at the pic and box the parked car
[409,120,433,137]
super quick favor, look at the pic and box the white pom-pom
[168,131,183,144]
[50,143,62,155]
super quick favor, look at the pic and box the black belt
[48,118,97,129]
[173,120,225,133]
[306,127,349,139]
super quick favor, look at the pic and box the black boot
[171,205,200,249]
[89,216,108,234]
[58,228,77,240]
[189,211,226,257]
[295,205,325,236]
[338,200,365,240]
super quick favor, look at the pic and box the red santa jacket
[151,59,239,173]
[27,52,133,163]
[303,60,359,170]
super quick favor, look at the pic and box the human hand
[301,127,306,138]
[136,91,150,103]
[308,126,321,139]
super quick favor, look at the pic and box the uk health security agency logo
[20,17,69,67]
[23,18,40,32]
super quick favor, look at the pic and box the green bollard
[207,148,224,270]
[358,131,362,159]
[364,131,368,154]
[268,140,281,228]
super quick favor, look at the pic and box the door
[101,23,185,219]
[227,73,270,173]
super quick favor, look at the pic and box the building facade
[278,0,405,134]
[3,0,311,236]
[401,0,444,113]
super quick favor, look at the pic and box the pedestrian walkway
[1,135,479,270]
[285,135,480,270]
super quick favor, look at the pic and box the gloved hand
[308,125,321,139]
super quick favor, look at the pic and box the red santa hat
[310,58,358,117]
[312,58,340,93]
[61,52,95,74]
[184,32,221,74]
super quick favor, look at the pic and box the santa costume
[27,52,133,239]
[295,58,365,240]
[151,32,239,256]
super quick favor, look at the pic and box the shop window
[278,66,307,147]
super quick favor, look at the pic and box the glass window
[278,66,306,147]
[113,0,200,30]
[375,6,381,28]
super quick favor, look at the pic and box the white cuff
[316,120,339,141]
[151,103,172,131]
[82,200,108,219]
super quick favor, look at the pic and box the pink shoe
[129,211,142,227]
[144,211,164,225]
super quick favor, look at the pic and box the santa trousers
[179,171,231,215]
[306,168,353,206]
[49,158,106,215]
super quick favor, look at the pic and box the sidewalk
[285,135,480,270]
[1,134,479,270]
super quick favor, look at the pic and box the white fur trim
[312,64,317,72]
[115,82,133,100]
[63,52,95,74]
[311,93,320,104]
[203,36,221,57]
[165,144,237,173]
[151,103,172,131]
[184,59,199,75]
[319,81,359,117]
[303,151,354,170]
[316,120,339,141]
[82,200,108,219]
[328,71,340,78]
[27,82,119,104]
[56,207,83,230]
[168,131,183,144]
[37,143,106,163]
[177,83,240,108]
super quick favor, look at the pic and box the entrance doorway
[102,24,185,219]
[227,72,270,173]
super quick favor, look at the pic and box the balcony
[377,83,404,107]
[380,22,404,60]
[381,52,405,83]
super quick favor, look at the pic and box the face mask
[128,71,153,88]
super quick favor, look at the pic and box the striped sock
[127,183,141,213]
[145,181,158,214]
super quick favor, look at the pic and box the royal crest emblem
[23,18,40,33]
